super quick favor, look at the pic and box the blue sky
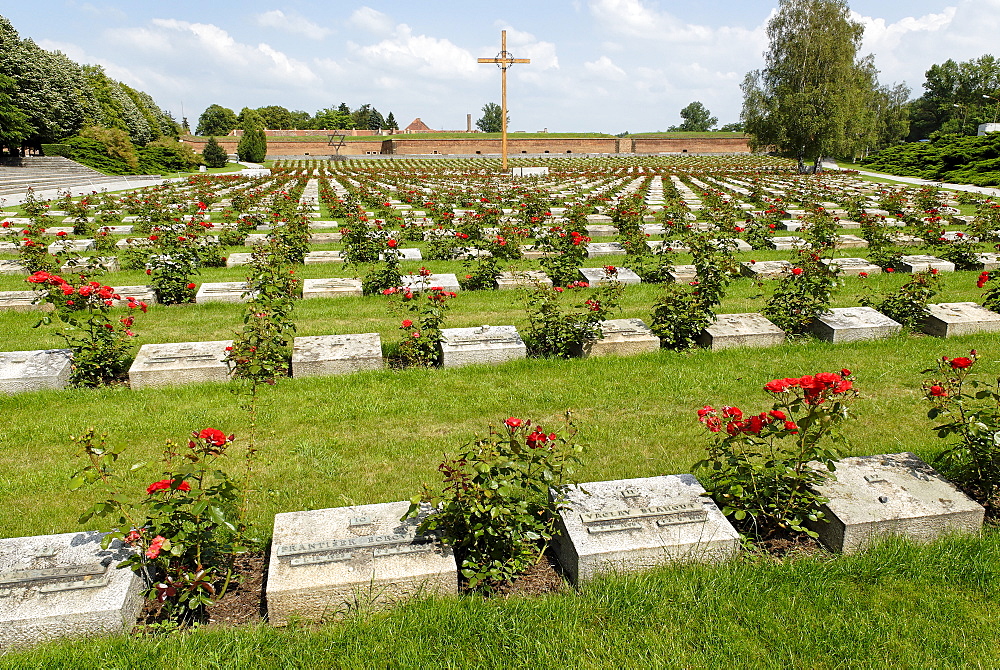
[3,1,998,133]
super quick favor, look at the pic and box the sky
[2,0,999,134]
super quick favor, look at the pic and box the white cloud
[144,18,319,86]
[584,55,626,80]
[253,10,332,40]
[352,24,479,79]
[349,7,395,36]
[589,0,713,41]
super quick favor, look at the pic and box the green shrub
[202,136,228,168]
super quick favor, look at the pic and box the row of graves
[2,452,986,647]
[4,294,1000,391]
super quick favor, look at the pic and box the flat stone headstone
[922,302,1000,337]
[0,349,72,393]
[114,238,152,249]
[129,340,232,389]
[579,267,641,286]
[520,245,554,259]
[43,228,74,236]
[96,225,133,235]
[60,256,119,274]
[0,290,41,311]
[0,530,143,649]
[896,255,955,273]
[740,260,792,279]
[108,286,157,307]
[822,257,882,276]
[835,235,868,249]
[399,273,461,293]
[302,278,363,299]
[669,265,697,282]
[768,236,809,251]
[291,333,383,377]
[266,501,456,625]
[244,233,270,245]
[46,240,94,254]
[309,232,343,244]
[973,253,1000,271]
[495,270,552,290]
[551,475,740,583]
[808,453,984,554]
[574,318,660,358]
[586,242,626,258]
[584,225,617,237]
[697,313,785,350]
[439,325,526,368]
[811,307,902,343]
[304,251,345,264]
[226,253,252,267]
[380,248,422,261]
[195,282,251,304]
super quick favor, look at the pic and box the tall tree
[677,101,718,132]
[741,0,880,172]
[385,111,398,131]
[289,109,313,129]
[0,72,29,152]
[908,55,1000,138]
[195,104,237,136]
[236,108,267,163]
[256,105,293,130]
[476,102,506,133]
[202,136,228,168]
[351,104,372,130]
[367,108,384,131]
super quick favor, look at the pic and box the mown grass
[5,533,1000,668]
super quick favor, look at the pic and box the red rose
[791,267,803,275]
[929,385,947,397]
[764,379,789,393]
[146,479,191,494]
[950,357,973,369]
[401,319,413,328]
[146,535,166,559]
[841,369,851,377]
[784,420,798,433]
[198,428,227,446]
[504,417,523,429]
[187,283,196,290]
[769,409,786,420]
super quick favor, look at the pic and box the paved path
[1,176,183,208]
[841,167,1000,198]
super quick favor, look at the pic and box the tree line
[0,15,179,155]
[194,103,399,136]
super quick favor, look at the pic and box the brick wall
[181,136,751,158]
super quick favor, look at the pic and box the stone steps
[0,157,146,197]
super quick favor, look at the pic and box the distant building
[404,118,435,133]
[979,123,1000,136]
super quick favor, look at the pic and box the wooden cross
[478,30,530,171]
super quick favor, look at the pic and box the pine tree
[236,108,267,163]
[202,136,228,168]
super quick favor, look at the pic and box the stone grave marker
[42,227,74,236]
[114,238,153,250]
[60,256,120,274]
[302,278,363,299]
[0,349,72,393]
[586,242,626,257]
[226,253,252,267]
[109,286,157,307]
[922,302,1000,337]
[520,245,554,260]
[380,248,422,261]
[822,257,881,276]
[0,291,41,311]
[697,313,785,350]
[584,225,617,237]
[573,318,659,358]
[808,453,984,554]
[669,265,697,282]
[579,267,641,286]
[400,273,461,293]
[195,282,251,304]
[974,253,1000,271]
[304,251,345,265]
[129,340,232,389]
[96,225,133,235]
[768,236,809,251]
[309,232,343,244]
[896,255,955,273]
[46,240,94,254]
[811,307,902,343]
[0,530,143,649]
[439,325,526,368]
[495,270,552,290]
[551,475,740,583]
[291,334,383,377]
[835,234,868,249]
[740,260,792,279]
[266,501,456,624]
